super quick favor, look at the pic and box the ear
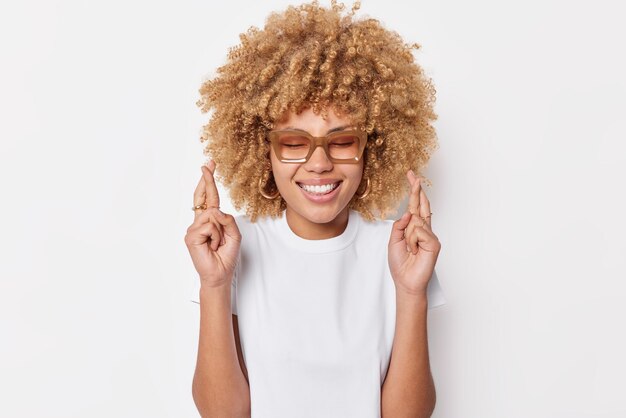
[267,146,276,168]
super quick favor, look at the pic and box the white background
[1,0,625,417]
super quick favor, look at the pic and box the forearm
[381,289,436,418]
[192,281,251,418]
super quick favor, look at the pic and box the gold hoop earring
[356,177,370,200]
[258,173,280,200]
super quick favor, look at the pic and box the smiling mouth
[297,181,342,195]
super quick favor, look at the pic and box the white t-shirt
[191,209,446,418]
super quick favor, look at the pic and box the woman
[184,1,447,417]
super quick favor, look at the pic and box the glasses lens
[328,134,360,160]
[277,134,311,160]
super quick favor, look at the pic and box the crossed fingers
[192,160,220,219]
[190,160,225,248]
[404,171,433,254]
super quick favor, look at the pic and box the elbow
[191,379,212,418]
[381,388,437,418]
[192,379,251,418]
[419,390,437,418]
[418,388,436,417]
[381,405,435,418]
[415,388,437,418]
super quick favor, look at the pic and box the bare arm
[383,172,441,417]
[192,282,251,417]
[186,161,250,417]
[380,290,435,418]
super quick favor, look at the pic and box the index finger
[202,160,220,209]
[419,188,432,228]
[407,170,421,215]
[192,175,206,219]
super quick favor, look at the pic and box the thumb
[215,211,242,241]
[389,212,411,244]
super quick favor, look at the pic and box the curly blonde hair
[196,0,438,222]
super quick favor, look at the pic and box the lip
[297,181,342,203]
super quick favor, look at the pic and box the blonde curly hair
[196,0,438,222]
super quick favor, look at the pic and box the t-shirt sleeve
[427,268,447,310]
[189,262,239,316]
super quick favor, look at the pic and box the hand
[184,160,242,288]
[388,170,441,295]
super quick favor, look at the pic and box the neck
[285,207,350,240]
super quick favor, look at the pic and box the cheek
[351,164,365,185]
[269,152,298,187]
[342,166,364,194]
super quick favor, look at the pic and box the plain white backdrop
[1,0,625,417]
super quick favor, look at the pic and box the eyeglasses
[267,129,367,164]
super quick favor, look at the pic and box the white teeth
[299,182,340,194]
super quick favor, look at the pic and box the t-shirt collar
[274,209,360,253]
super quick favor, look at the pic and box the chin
[305,211,340,224]
[295,204,347,224]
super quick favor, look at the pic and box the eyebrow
[284,125,351,134]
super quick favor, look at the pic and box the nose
[304,143,333,172]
